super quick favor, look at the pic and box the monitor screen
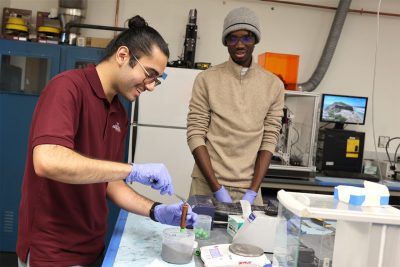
[320,94,368,129]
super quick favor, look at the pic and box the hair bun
[128,15,148,29]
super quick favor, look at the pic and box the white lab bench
[102,210,232,267]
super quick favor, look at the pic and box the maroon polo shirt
[16,65,128,267]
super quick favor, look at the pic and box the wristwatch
[149,202,161,222]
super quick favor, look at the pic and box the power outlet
[378,136,390,148]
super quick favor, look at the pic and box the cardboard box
[86,37,112,48]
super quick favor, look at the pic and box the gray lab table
[102,209,232,267]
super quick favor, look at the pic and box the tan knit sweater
[187,58,284,188]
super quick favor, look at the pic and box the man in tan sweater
[186,7,284,206]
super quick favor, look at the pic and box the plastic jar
[161,227,195,264]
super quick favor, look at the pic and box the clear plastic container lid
[277,190,400,224]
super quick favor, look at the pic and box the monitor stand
[334,122,344,130]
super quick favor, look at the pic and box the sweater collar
[226,57,256,80]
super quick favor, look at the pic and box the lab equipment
[273,190,400,267]
[232,211,278,253]
[200,243,271,267]
[317,128,365,175]
[180,202,189,231]
[161,228,195,264]
[269,91,320,180]
[194,214,212,240]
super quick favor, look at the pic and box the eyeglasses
[131,53,162,87]
[226,35,256,46]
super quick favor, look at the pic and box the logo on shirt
[112,122,121,133]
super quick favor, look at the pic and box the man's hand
[154,202,198,227]
[126,163,173,195]
[214,186,233,203]
[242,189,257,205]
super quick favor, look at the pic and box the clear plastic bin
[272,190,400,267]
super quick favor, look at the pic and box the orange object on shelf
[258,52,299,90]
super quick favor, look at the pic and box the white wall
[6,0,400,156]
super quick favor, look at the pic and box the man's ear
[115,46,130,66]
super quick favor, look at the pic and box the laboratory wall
[6,0,400,155]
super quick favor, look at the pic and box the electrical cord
[371,0,383,181]
[385,137,400,168]
[394,143,400,166]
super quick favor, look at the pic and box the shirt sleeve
[32,75,81,150]
[186,73,211,152]
[260,79,285,153]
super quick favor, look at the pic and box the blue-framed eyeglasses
[226,34,256,46]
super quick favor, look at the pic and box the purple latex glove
[126,163,174,195]
[154,202,198,227]
[242,189,257,205]
[214,186,233,203]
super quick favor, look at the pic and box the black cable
[385,137,400,167]
[394,142,400,166]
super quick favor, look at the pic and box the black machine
[168,9,197,68]
[318,128,365,174]
[317,93,370,178]
[168,9,210,70]
[183,9,197,68]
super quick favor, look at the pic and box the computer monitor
[320,93,368,129]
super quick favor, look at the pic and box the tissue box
[334,181,390,206]
[227,215,244,237]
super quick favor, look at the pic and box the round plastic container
[161,228,195,264]
[194,214,212,240]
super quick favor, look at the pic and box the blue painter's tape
[380,196,390,205]
[349,194,365,205]
[102,209,128,267]
[161,72,168,80]
[334,188,339,200]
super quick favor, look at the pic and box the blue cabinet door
[0,93,39,252]
[60,45,104,71]
[0,39,61,82]
[0,39,61,252]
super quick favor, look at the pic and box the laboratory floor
[0,252,18,267]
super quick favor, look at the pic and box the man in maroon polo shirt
[16,15,197,267]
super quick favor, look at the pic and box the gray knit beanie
[222,7,261,46]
